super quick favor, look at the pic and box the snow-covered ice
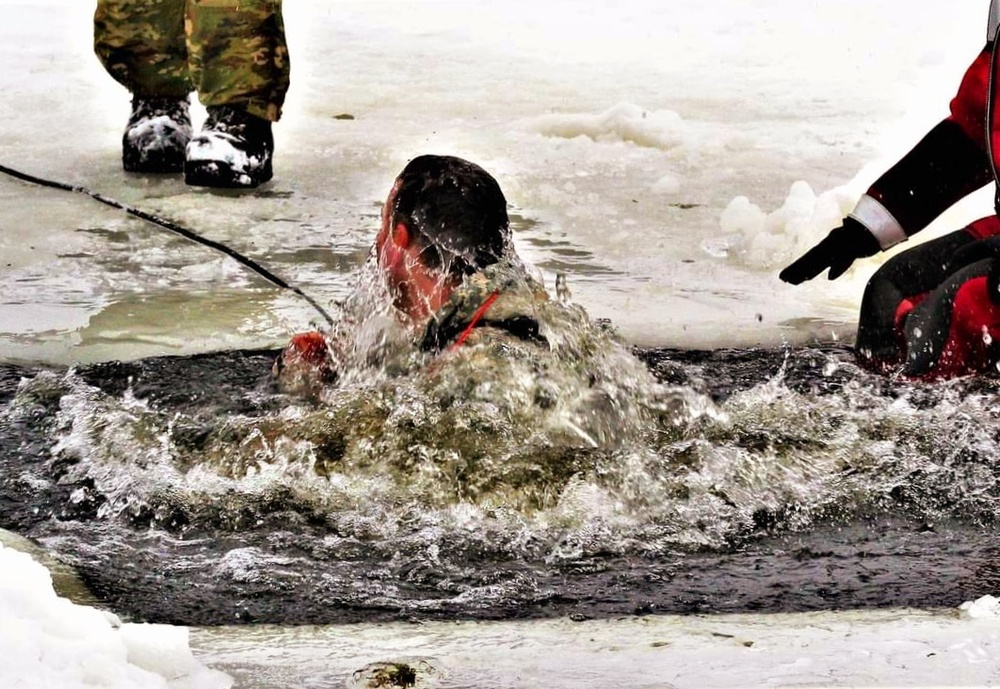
[192,600,1000,688]
[0,541,231,689]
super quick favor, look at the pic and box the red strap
[449,291,501,351]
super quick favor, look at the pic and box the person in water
[273,154,549,390]
[781,1,1000,379]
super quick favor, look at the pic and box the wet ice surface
[191,610,1000,689]
[1,1,995,364]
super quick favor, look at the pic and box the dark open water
[1,344,999,626]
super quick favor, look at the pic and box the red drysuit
[854,25,1000,378]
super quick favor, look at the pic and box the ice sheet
[1,0,993,363]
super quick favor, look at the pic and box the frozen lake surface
[2,0,995,364]
[4,2,1000,688]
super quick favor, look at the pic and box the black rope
[0,162,335,327]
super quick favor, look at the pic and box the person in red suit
[782,2,1000,379]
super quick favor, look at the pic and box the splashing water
[45,261,715,521]
[3,269,1000,623]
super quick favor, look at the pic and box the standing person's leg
[94,0,190,96]
[94,0,193,172]
[183,0,290,188]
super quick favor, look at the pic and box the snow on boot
[184,106,274,189]
[122,96,192,173]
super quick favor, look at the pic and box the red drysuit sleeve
[950,46,991,143]
[862,46,994,239]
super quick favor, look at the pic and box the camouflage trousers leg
[185,0,289,122]
[94,0,191,98]
[94,0,289,122]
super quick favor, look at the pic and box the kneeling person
[855,216,1000,379]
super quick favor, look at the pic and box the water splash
[7,313,1000,622]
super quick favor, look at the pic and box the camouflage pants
[94,0,289,121]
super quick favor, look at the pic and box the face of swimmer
[375,177,461,326]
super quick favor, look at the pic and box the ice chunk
[720,181,858,270]
[959,595,1000,620]
[0,542,232,689]
[528,102,689,151]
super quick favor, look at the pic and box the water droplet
[555,273,572,303]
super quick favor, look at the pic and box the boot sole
[123,151,186,174]
[184,160,272,189]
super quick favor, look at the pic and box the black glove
[779,217,881,285]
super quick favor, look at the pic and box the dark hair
[389,155,510,278]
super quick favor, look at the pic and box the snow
[526,102,691,150]
[0,542,232,689]
[960,594,1000,620]
[720,180,859,269]
[192,603,1000,688]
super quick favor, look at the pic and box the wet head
[270,331,336,395]
[375,154,512,327]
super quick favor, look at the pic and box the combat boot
[184,106,273,189]
[122,96,192,173]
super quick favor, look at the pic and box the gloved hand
[779,217,881,284]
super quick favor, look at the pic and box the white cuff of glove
[848,194,907,250]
